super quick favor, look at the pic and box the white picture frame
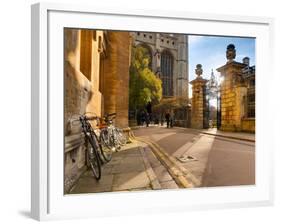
[31,2,274,221]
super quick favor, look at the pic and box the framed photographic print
[31,2,274,221]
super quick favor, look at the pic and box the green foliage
[129,46,162,110]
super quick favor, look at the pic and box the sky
[188,35,256,97]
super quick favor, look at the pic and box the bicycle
[73,114,101,180]
[82,112,113,163]
[71,114,113,180]
[101,113,127,151]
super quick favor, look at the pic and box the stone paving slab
[160,180,179,189]
[112,171,150,191]
[111,161,146,174]
[70,174,114,193]
[69,142,166,194]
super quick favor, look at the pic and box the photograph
[64,28,255,194]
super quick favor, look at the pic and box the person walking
[170,111,174,128]
[145,112,150,127]
[165,112,170,128]
[141,110,145,126]
[136,110,141,126]
[146,101,152,125]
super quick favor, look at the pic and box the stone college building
[131,32,189,98]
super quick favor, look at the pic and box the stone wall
[64,29,104,133]
[241,118,255,133]
[64,29,105,193]
[64,29,130,193]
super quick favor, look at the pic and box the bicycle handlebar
[70,113,116,126]
[104,112,116,117]
[70,115,99,124]
[86,115,99,121]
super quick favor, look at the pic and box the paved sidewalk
[70,141,178,194]
[201,128,255,142]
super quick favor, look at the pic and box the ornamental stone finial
[195,64,203,77]
[226,44,236,62]
[243,57,250,66]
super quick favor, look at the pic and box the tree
[129,46,162,111]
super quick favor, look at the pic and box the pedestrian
[155,115,158,125]
[136,110,141,126]
[146,101,152,114]
[146,101,152,125]
[145,112,150,127]
[141,110,145,126]
[165,112,170,128]
[170,116,174,128]
[170,111,174,128]
[160,114,164,126]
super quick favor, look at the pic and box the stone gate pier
[217,44,249,132]
[190,64,208,129]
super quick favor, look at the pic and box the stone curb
[142,139,200,187]
[129,125,255,143]
[200,132,255,142]
[163,126,255,142]
[139,147,162,190]
[129,131,199,188]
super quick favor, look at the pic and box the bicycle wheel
[105,127,117,151]
[87,137,101,180]
[109,129,120,151]
[100,129,113,162]
[115,128,127,146]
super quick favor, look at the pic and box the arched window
[161,50,173,96]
